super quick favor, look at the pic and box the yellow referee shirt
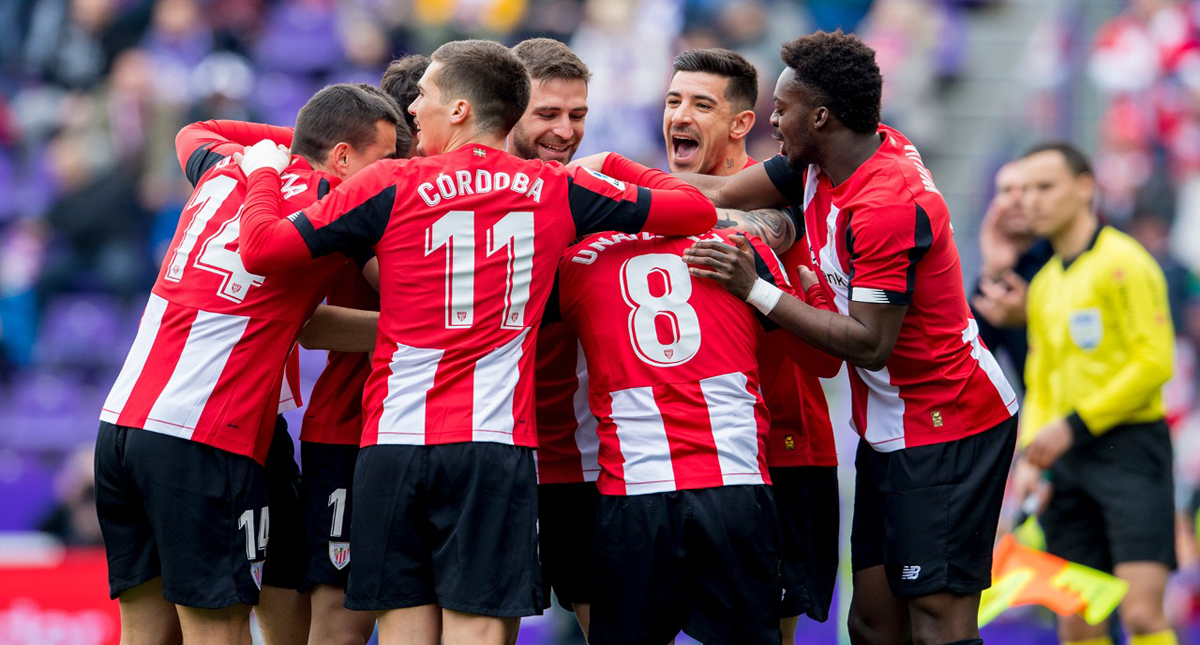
[1022,225,1173,446]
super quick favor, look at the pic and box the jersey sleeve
[763,155,806,207]
[175,120,296,187]
[567,158,716,237]
[846,203,933,306]
[288,161,398,259]
[1072,253,1174,435]
[752,235,842,377]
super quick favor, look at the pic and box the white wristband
[745,278,783,315]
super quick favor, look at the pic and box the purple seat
[3,370,98,450]
[34,294,126,371]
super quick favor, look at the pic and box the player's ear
[327,141,352,175]
[729,109,756,141]
[812,106,829,130]
[450,98,470,126]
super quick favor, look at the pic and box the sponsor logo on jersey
[329,542,351,570]
[901,565,921,581]
[251,561,264,589]
[582,167,625,191]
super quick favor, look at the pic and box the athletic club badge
[250,561,264,590]
[329,542,350,570]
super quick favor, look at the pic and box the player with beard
[681,31,1018,645]
[234,40,716,645]
[94,84,401,645]
[506,37,602,636]
[664,47,843,642]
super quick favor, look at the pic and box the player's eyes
[570,114,584,122]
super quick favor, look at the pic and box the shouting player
[94,84,402,645]
[682,31,1019,645]
[234,39,716,645]
[664,47,842,642]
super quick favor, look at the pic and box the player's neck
[443,128,507,155]
[708,147,749,177]
[1050,211,1099,262]
[821,130,882,187]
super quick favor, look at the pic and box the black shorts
[1042,419,1176,572]
[344,443,542,617]
[301,441,359,588]
[94,422,268,608]
[538,481,600,611]
[589,486,782,645]
[261,417,307,591]
[851,414,1017,598]
[771,465,839,622]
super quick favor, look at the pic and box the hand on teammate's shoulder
[240,139,291,176]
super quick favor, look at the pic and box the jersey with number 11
[101,126,345,465]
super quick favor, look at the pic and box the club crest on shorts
[251,561,264,589]
[329,541,351,570]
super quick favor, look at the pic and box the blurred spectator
[36,446,102,546]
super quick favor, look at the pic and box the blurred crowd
[20,0,1200,631]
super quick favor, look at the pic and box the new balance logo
[901,565,921,581]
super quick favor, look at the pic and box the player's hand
[1024,417,1073,469]
[566,152,609,173]
[684,234,757,299]
[971,270,1028,328]
[796,265,820,291]
[240,140,290,176]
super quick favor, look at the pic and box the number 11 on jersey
[425,211,535,329]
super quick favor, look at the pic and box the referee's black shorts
[851,414,1017,598]
[1042,419,1176,572]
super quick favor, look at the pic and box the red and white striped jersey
[557,229,792,496]
[534,322,599,484]
[300,262,378,445]
[760,231,841,468]
[237,146,716,450]
[765,125,1018,452]
[100,121,346,464]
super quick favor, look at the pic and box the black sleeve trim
[568,178,650,235]
[185,144,226,187]
[290,185,395,258]
[763,155,805,207]
[906,204,934,295]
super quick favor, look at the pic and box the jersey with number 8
[100,121,347,464]
[557,230,794,495]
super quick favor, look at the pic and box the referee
[1014,141,1177,645]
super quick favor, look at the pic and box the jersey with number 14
[101,123,346,464]
[557,230,792,495]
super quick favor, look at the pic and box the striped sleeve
[846,204,932,306]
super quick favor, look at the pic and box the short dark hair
[672,48,758,111]
[780,30,882,134]
[1022,141,1093,177]
[512,38,591,84]
[293,83,404,161]
[430,39,531,135]
[380,54,431,132]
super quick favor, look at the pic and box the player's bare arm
[675,162,787,211]
[684,235,905,371]
[299,305,378,352]
[714,207,795,254]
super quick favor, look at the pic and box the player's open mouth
[672,135,699,160]
[539,142,570,155]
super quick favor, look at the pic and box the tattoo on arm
[713,208,796,253]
